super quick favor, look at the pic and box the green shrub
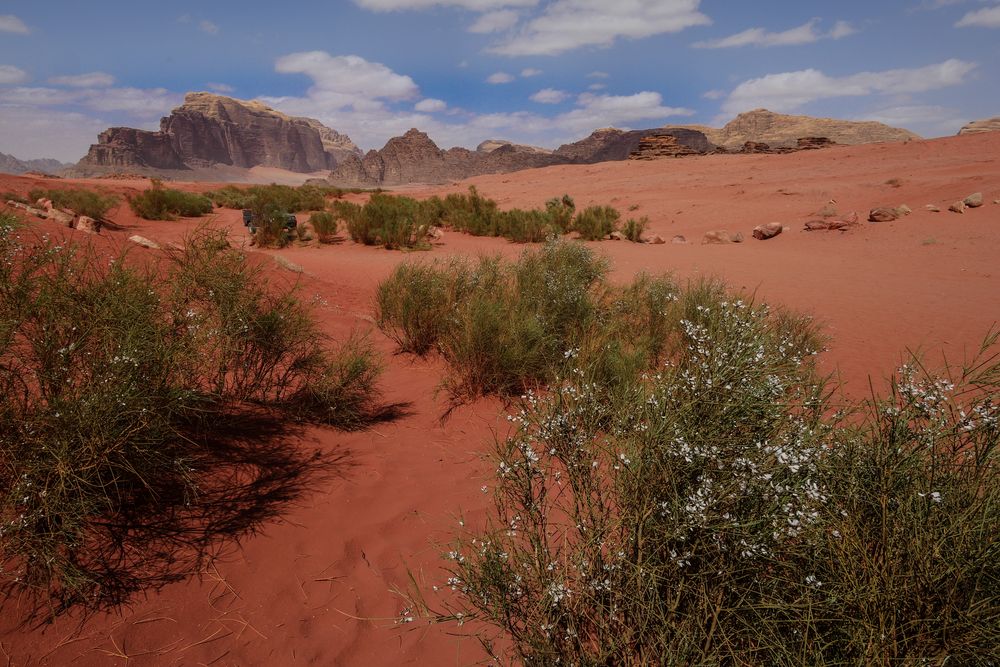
[206,184,328,213]
[439,186,501,236]
[417,286,999,665]
[346,193,429,250]
[0,221,383,612]
[498,208,556,243]
[573,205,620,240]
[623,215,649,242]
[27,187,118,219]
[309,211,338,243]
[544,194,575,233]
[129,182,214,220]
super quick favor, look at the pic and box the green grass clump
[544,194,575,233]
[573,205,620,240]
[308,211,339,243]
[623,215,649,242]
[27,187,118,219]
[207,184,329,213]
[345,193,431,250]
[409,270,999,665]
[129,181,214,220]
[0,219,383,613]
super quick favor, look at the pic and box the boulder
[703,230,742,244]
[964,192,983,208]
[868,207,899,223]
[645,234,666,244]
[75,216,100,234]
[128,235,161,250]
[671,235,687,244]
[925,204,941,213]
[752,222,783,240]
[949,201,966,214]
[46,209,74,226]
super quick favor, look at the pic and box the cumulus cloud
[487,72,515,83]
[355,0,537,10]
[694,18,855,48]
[521,67,543,77]
[206,82,235,93]
[468,9,520,33]
[0,85,182,117]
[0,107,106,162]
[490,0,710,56]
[530,88,569,103]
[199,20,220,34]
[0,65,29,85]
[956,5,1000,27]
[702,89,725,100]
[721,59,977,115]
[0,15,29,34]
[415,98,447,112]
[0,87,79,106]
[48,72,116,88]
[273,52,419,110]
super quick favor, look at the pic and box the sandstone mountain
[69,93,360,178]
[958,116,1000,135]
[0,152,70,176]
[672,109,920,148]
[327,127,712,187]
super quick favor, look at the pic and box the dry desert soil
[1,131,999,665]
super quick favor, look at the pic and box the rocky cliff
[328,127,712,187]
[958,116,1000,135]
[0,152,70,175]
[72,93,360,176]
[673,109,919,148]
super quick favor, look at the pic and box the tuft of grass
[308,211,339,243]
[129,180,213,220]
[0,220,383,613]
[573,205,620,240]
[27,187,118,219]
[622,215,649,242]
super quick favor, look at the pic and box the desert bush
[27,187,118,219]
[207,184,328,213]
[544,194,575,233]
[346,193,429,250]
[498,208,556,243]
[573,205,620,240]
[419,285,999,665]
[129,181,213,220]
[0,220,382,612]
[622,215,649,242]
[309,211,338,243]
[439,186,502,237]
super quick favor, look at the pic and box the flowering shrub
[415,267,999,663]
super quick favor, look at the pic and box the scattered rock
[6,200,45,217]
[75,216,100,234]
[925,204,941,212]
[949,201,966,214]
[427,225,445,240]
[46,209,75,226]
[645,234,666,244]
[963,192,983,208]
[730,232,744,243]
[701,234,732,245]
[752,222,783,240]
[128,235,161,249]
[826,220,852,231]
[273,255,304,273]
[35,198,53,211]
[804,220,831,231]
[670,235,687,244]
[868,207,899,222]
[895,204,912,217]
[609,231,625,241]
[994,199,1000,205]
[842,211,859,225]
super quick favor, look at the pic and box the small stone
[45,209,74,226]
[963,192,983,208]
[730,232,744,243]
[35,198,53,211]
[75,216,100,234]
[609,231,625,241]
[671,235,687,244]
[925,204,941,213]
[128,235,161,249]
[702,230,732,244]
[752,222,783,240]
[427,225,445,240]
[868,207,899,222]
[949,201,966,214]
[645,234,666,244]
[895,204,912,216]
[273,255,304,273]
[804,220,830,231]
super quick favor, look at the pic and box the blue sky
[1,0,998,161]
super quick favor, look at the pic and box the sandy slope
[1,132,998,665]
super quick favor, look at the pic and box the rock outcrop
[72,93,360,176]
[671,109,919,149]
[0,152,70,175]
[628,132,706,159]
[957,117,1000,135]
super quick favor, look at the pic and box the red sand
[1,132,999,665]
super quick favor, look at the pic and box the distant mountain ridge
[957,116,1000,135]
[68,93,361,178]
[0,152,70,175]
[671,109,920,148]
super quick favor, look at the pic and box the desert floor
[1,131,998,665]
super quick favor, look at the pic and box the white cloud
[489,0,711,56]
[355,0,537,10]
[487,72,515,83]
[956,5,1000,27]
[694,18,855,48]
[206,82,235,93]
[199,19,220,34]
[0,85,182,117]
[469,9,520,33]
[0,15,29,34]
[415,98,447,112]
[48,72,116,88]
[0,106,106,162]
[856,104,967,136]
[0,87,79,106]
[702,89,725,100]
[272,52,419,110]
[722,59,977,115]
[530,88,569,103]
[587,71,610,78]
[521,67,543,77]
[587,83,606,90]
[0,65,29,85]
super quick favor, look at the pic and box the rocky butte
[957,116,1000,135]
[69,93,360,178]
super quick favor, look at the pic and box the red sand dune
[1,132,998,665]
